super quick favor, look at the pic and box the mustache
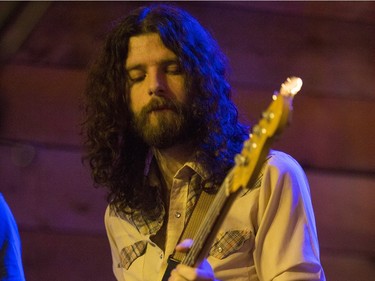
[142,97,180,114]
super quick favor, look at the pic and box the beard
[130,97,197,149]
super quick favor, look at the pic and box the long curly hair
[82,4,249,216]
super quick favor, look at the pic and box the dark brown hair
[82,4,249,215]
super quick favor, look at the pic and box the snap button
[217,247,223,253]
[175,212,181,218]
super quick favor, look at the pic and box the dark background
[0,1,374,280]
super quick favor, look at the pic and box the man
[83,4,325,281]
[0,194,25,281]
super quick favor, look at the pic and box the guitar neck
[162,178,237,281]
[181,169,240,267]
[162,77,302,280]
[179,124,276,266]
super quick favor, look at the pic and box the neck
[153,142,195,189]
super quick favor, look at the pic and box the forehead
[125,33,178,68]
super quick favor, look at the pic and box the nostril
[149,87,164,96]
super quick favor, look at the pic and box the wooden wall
[0,2,374,280]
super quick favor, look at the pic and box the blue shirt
[0,194,25,281]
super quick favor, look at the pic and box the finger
[175,238,193,252]
[175,264,198,280]
[175,264,214,281]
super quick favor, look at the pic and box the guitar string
[182,174,232,265]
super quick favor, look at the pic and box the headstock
[231,77,303,193]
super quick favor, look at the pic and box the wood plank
[0,65,85,146]
[307,170,375,254]
[8,2,375,100]
[9,1,142,67]
[320,250,375,281]
[219,1,375,25]
[182,2,375,100]
[0,144,107,234]
[234,88,375,171]
[20,230,114,281]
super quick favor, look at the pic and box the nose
[148,69,165,96]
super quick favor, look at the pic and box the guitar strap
[171,186,216,262]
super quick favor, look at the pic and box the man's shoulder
[257,150,308,191]
[266,150,303,173]
[104,204,136,234]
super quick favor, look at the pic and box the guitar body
[162,77,303,279]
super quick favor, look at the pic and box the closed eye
[127,69,146,83]
[164,61,183,75]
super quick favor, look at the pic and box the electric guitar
[162,77,303,280]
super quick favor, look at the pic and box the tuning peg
[262,111,275,123]
[252,125,261,136]
[235,154,248,166]
[252,124,268,136]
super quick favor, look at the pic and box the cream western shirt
[104,151,325,281]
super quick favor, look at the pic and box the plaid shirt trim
[185,173,202,223]
[118,240,148,269]
[130,207,164,236]
[110,159,165,236]
[209,229,251,259]
[112,203,165,237]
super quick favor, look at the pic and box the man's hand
[168,239,216,281]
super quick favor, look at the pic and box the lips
[148,103,175,113]
[144,98,178,114]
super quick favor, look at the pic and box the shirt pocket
[118,240,148,270]
[209,229,251,259]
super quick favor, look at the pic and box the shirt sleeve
[104,206,126,281]
[0,194,26,281]
[253,152,325,281]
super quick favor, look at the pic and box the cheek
[128,87,146,114]
[169,76,189,103]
